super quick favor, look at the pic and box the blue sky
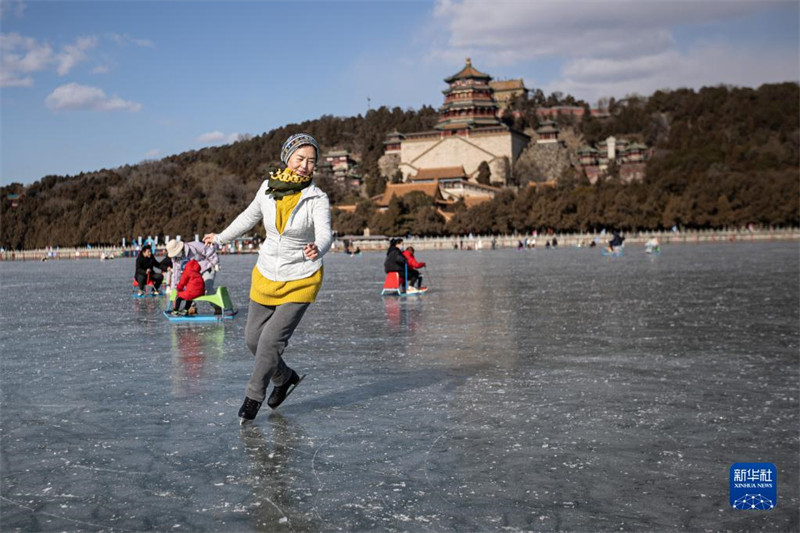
[1,0,798,186]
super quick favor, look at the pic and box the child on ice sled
[171,259,205,316]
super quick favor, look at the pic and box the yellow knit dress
[249,192,323,305]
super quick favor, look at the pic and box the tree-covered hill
[1,106,438,249]
[338,82,799,236]
[2,83,798,249]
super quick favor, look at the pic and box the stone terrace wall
[2,229,797,260]
[339,228,799,252]
[528,142,572,182]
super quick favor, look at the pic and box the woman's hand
[303,242,319,260]
[202,233,216,246]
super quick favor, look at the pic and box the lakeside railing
[2,228,797,261]
[365,227,800,252]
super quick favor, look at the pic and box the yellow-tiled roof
[411,166,467,181]
[376,182,443,207]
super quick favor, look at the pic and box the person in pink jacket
[401,246,426,289]
[171,260,205,316]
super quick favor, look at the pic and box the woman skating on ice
[203,133,332,424]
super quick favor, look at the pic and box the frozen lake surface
[1,242,798,532]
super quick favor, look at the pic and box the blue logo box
[730,463,777,510]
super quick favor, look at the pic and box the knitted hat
[281,133,319,165]
[166,238,184,258]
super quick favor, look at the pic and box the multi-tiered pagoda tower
[379,59,530,187]
[435,58,501,131]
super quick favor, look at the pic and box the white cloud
[548,42,800,104]
[56,35,97,76]
[196,131,227,144]
[110,33,154,48]
[195,131,246,145]
[0,32,53,87]
[1,33,99,86]
[45,82,142,112]
[434,0,767,61]
[0,0,26,19]
[562,51,682,85]
[0,69,32,86]
[1,31,149,88]
[144,148,164,159]
[429,0,798,103]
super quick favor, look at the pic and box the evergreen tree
[476,161,491,185]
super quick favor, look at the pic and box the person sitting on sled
[401,246,426,289]
[134,244,168,295]
[645,236,660,253]
[384,237,408,291]
[165,238,220,291]
[171,259,205,316]
[166,238,221,314]
[606,231,625,254]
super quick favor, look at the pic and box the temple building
[409,166,500,202]
[374,181,447,210]
[318,150,362,191]
[534,120,562,145]
[522,120,572,182]
[380,58,530,188]
[435,59,502,131]
[373,166,500,221]
[489,79,528,110]
[576,136,651,183]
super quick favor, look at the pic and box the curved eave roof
[490,79,527,91]
[444,62,492,83]
[440,100,500,110]
[435,118,503,130]
[442,85,492,95]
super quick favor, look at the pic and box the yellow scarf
[266,167,312,199]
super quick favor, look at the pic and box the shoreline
[1,228,797,261]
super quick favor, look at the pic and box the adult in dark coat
[605,231,625,255]
[134,245,167,295]
[384,238,408,290]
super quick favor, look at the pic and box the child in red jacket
[171,259,205,316]
[401,246,426,289]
